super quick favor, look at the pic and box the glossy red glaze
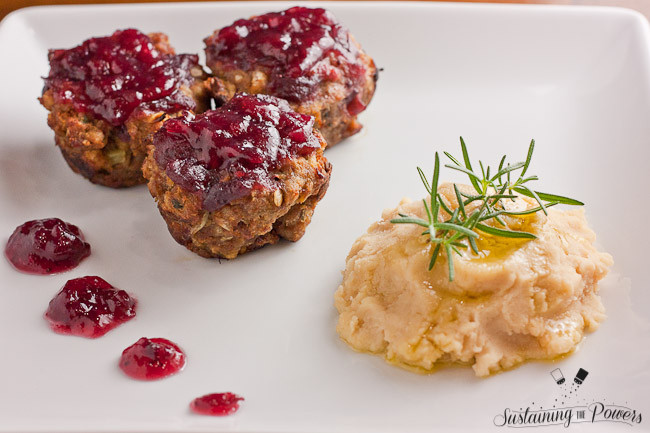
[119,337,186,380]
[152,93,322,211]
[190,393,244,416]
[5,218,90,274]
[205,7,366,104]
[45,276,136,338]
[44,29,200,126]
[346,93,367,116]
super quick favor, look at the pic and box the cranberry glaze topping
[44,29,200,126]
[119,337,186,380]
[5,218,91,274]
[45,276,137,338]
[153,93,322,211]
[190,393,245,416]
[204,7,367,103]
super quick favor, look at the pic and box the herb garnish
[390,137,583,281]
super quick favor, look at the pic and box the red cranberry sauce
[5,218,90,274]
[190,393,244,416]
[205,7,367,104]
[119,337,186,380]
[152,93,322,211]
[44,29,200,126]
[45,276,136,338]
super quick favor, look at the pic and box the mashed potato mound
[334,183,613,376]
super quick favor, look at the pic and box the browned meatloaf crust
[142,93,332,259]
[40,30,211,188]
[203,7,377,147]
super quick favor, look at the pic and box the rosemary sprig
[390,137,582,281]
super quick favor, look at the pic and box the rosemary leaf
[515,184,547,215]
[391,137,581,281]
[469,236,479,254]
[434,222,479,238]
[417,167,431,195]
[520,139,535,178]
[429,244,441,270]
[445,243,455,281]
[437,194,453,216]
[490,161,526,183]
[475,223,537,239]
[503,202,559,215]
[460,136,482,193]
[390,217,430,227]
[513,187,584,206]
[453,184,466,218]
[431,153,441,223]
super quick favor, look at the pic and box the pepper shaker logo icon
[574,368,589,385]
[550,368,565,385]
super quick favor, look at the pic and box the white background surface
[0,2,649,432]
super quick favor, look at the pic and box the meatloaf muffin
[142,93,332,259]
[204,6,377,147]
[40,29,210,187]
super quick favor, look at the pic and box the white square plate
[0,2,649,432]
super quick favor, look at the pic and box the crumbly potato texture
[335,183,613,376]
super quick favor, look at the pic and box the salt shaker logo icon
[550,368,565,385]
[574,368,589,385]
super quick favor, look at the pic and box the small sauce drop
[5,218,91,274]
[45,276,137,338]
[190,392,244,416]
[119,337,186,380]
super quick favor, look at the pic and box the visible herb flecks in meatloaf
[151,93,324,211]
[204,7,367,104]
[44,28,202,126]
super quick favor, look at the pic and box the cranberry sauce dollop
[153,93,322,211]
[45,276,137,338]
[5,218,91,274]
[190,393,245,416]
[44,29,200,126]
[119,337,186,380]
[204,7,366,103]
